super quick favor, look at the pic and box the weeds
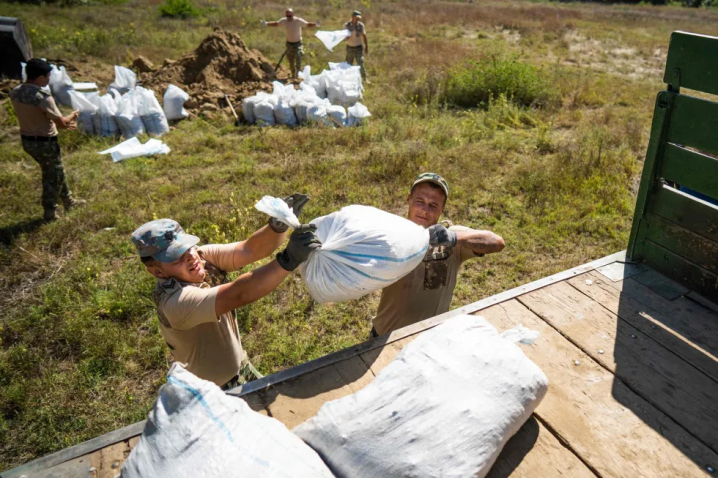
[158,0,200,19]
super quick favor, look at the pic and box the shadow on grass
[0,217,44,246]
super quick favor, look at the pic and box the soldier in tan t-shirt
[372,173,505,336]
[9,59,84,222]
[131,194,321,389]
[263,8,320,78]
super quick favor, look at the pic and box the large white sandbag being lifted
[121,364,334,478]
[256,197,429,303]
[294,315,548,478]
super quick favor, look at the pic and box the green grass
[3,0,718,471]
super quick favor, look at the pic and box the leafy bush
[158,0,200,19]
[443,55,555,108]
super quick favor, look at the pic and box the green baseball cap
[352,10,362,17]
[131,219,200,263]
[411,172,449,198]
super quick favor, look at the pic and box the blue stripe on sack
[332,244,429,263]
[335,244,429,282]
[167,376,235,443]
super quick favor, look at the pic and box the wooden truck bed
[6,250,717,478]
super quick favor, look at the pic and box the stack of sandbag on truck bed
[294,314,549,478]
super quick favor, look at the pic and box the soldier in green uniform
[9,59,84,222]
[342,10,369,82]
[263,8,320,79]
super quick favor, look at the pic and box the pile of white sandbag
[241,62,371,128]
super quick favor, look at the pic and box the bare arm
[267,21,280,27]
[307,22,318,28]
[456,229,505,255]
[362,32,368,51]
[52,111,78,130]
[214,260,289,316]
[233,225,286,269]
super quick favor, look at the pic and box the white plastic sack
[307,104,332,127]
[255,198,430,303]
[347,102,371,127]
[299,66,327,99]
[116,90,145,138]
[98,136,170,162]
[136,86,170,136]
[49,65,74,107]
[254,99,276,126]
[275,100,298,126]
[68,90,97,134]
[109,65,136,93]
[326,104,347,127]
[94,93,120,137]
[21,62,26,82]
[294,315,549,478]
[163,84,190,121]
[315,29,351,52]
[121,364,334,478]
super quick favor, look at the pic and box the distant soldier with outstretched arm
[263,8,320,78]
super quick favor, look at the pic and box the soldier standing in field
[263,8,320,79]
[342,10,369,83]
[9,59,85,222]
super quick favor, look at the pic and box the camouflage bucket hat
[131,219,200,263]
[411,172,449,198]
[352,10,362,17]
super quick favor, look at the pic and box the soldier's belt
[21,135,58,142]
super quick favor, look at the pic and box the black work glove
[428,224,458,248]
[268,193,311,233]
[276,224,322,271]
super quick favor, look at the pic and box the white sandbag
[294,315,549,478]
[254,99,276,126]
[98,137,170,162]
[109,65,136,93]
[116,90,145,138]
[315,29,351,52]
[21,62,26,82]
[136,86,169,136]
[49,65,74,107]
[68,90,97,134]
[326,104,347,127]
[347,102,371,127]
[94,93,120,137]
[299,66,327,99]
[121,364,334,478]
[307,103,332,127]
[275,101,298,126]
[163,84,190,121]
[255,198,430,303]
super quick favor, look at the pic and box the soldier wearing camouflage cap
[9,59,85,222]
[341,10,369,82]
[372,173,505,336]
[131,194,321,389]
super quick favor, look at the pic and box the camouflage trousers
[220,360,264,391]
[346,45,367,80]
[285,41,304,78]
[21,137,72,212]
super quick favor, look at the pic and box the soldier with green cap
[9,58,85,222]
[371,173,505,337]
[131,194,321,389]
[263,8,321,79]
[341,10,369,82]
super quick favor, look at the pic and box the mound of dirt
[139,28,288,111]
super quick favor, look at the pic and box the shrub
[443,55,554,109]
[158,0,200,19]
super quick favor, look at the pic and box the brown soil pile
[139,28,287,110]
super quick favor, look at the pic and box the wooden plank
[645,213,718,275]
[518,281,718,453]
[651,182,718,243]
[667,93,718,158]
[332,354,375,393]
[360,336,416,376]
[480,299,717,477]
[570,271,718,383]
[661,143,718,200]
[664,31,718,96]
[98,441,128,478]
[29,457,90,478]
[631,268,690,300]
[595,261,647,282]
[642,239,718,300]
[487,417,597,478]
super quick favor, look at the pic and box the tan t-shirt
[9,83,62,137]
[152,243,246,386]
[373,226,480,335]
[278,17,309,43]
[344,21,366,47]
